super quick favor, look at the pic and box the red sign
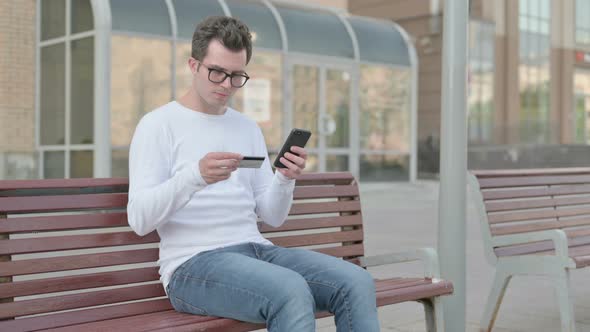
[576,51,590,63]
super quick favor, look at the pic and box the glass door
[574,69,590,144]
[289,60,355,172]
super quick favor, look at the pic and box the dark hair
[191,16,253,64]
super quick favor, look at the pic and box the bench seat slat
[293,172,354,186]
[494,235,590,257]
[0,212,128,234]
[488,206,590,224]
[0,178,129,191]
[0,231,159,255]
[0,193,128,214]
[3,278,452,332]
[293,185,359,200]
[490,219,590,236]
[313,243,364,258]
[0,283,165,319]
[258,215,362,233]
[0,267,160,298]
[289,201,361,215]
[269,229,363,248]
[0,248,159,277]
[482,184,590,200]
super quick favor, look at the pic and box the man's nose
[220,77,232,89]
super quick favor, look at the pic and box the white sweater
[127,101,295,290]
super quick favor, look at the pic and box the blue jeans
[167,242,380,332]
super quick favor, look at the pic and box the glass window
[44,151,65,178]
[468,21,495,144]
[40,43,66,146]
[360,154,409,182]
[576,0,590,45]
[173,0,226,40]
[71,37,94,145]
[518,0,551,144]
[70,150,93,178]
[348,17,410,66]
[225,0,282,50]
[325,69,350,148]
[276,6,354,58]
[326,155,348,172]
[359,65,411,153]
[71,0,94,34]
[110,0,171,36]
[111,36,172,147]
[41,0,66,40]
[292,65,319,149]
[232,51,283,150]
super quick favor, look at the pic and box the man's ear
[188,57,198,74]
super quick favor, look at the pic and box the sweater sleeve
[251,128,296,227]
[127,114,207,236]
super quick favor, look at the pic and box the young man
[127,16,380,332]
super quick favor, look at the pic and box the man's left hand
[276,146,307,180]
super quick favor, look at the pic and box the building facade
[351,0,590,175]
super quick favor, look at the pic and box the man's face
[189,39,248,110]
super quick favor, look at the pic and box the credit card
[238,156,265,168]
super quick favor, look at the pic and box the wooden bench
[470,168,590,332]
[0,172,453,332]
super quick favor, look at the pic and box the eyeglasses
[198,62,250,88]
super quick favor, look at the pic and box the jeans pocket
[170,295,209,316]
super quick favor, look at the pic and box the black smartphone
[273,129,312,168]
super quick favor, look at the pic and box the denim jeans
[167,242,380,332]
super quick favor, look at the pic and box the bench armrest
[358,248,441,280]
[491,229,569,258]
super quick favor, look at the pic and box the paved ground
[275,180,590,332]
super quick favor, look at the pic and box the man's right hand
[199,152,243,185]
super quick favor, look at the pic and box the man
[127,16,379,331]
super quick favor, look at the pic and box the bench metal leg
[480,268,512,332]
[554,270,576,332]
[422,297,444,332]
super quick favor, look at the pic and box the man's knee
[340,266,376,298]
[273,273,315,309]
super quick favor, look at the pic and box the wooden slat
[0,212,128,234]
[376,281,454,306]
[0,298,172,332]
[270,230,363,248]
[0,283,165,319]
[472,168,590,178]
[0,267,160,298]
[258,215,362,233]
[295,172,354,186]
[0,248,159,277]
[0,193,128,214]
[313,243,364,257]
[0,178,128,191]
[490,218,590,236]
[482,184,590,200]
[293,185,359,200]
[477,174,590,189]
[289,200,361,215]
[494,235,590,257]
[488,206,590,224]
[485,195,590,212]
[0,231,159,255]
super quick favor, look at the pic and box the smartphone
[273,129,311,168]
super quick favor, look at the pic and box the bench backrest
[469,168,590,264]
[0,172,363,322]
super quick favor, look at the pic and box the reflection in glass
[325,70,349,148]
[71,0,94,34]
[44,151,65,179]
[574,70,590,144]
[70,150,93,178]
[111,36,172,147]
[468,21,494,144]
[41,0,65,40]
[233,52,283,149]
[111,149,130,177]
[360,154,409,182]
[326,155,348,172]
[41,43,66,146]
[111,0,171,36]
[292,65,318,148]
[71,37,94,145]
[359,65,410,152]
